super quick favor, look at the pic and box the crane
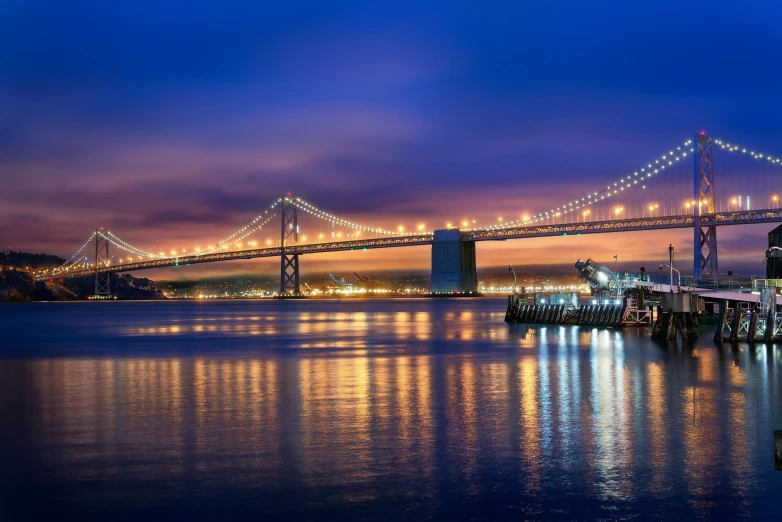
[328,273,356,288]
[353,272,375,289]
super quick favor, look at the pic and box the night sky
[2,2,781,277]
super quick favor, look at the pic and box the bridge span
[39,208,782,293]
[40,234,436,280]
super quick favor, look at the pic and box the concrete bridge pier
[430,229,478,294]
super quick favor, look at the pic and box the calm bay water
[1,298,780,521]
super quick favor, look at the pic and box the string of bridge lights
[211,199,282,249]
[105,204,282,265]
[57,255,91,272]
[714,138,782,166]
[292,197,412,235]
[51,195,424,270]
[51,198,275,269]
[49,232,98,275]
[104,231,165,259]
[475,138,695,231]
[101,232,168,262]
[210,210,277,251]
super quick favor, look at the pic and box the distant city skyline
[2,2,781,277]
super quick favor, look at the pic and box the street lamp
[660,263,681,287]
[508,265,517,295]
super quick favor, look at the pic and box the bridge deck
[461,208,782,241]
[39,208,782,281]
[39,235,435,280]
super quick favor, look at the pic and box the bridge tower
[279,195,301,295]
[94,229,111,297]
[693,133,718,280]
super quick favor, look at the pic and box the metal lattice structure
[279,196,300,295]
[694,133,718,279]
[94,230,111,296]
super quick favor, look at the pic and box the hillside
[1,251,164,301]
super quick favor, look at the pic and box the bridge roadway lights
[430,229,478,294]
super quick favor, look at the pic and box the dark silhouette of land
[0,251,163,301]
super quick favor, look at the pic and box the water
[1,298,780,521]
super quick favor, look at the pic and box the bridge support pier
[430,229,478,294]
[95,272,111,297]
[94,229,112,298]
[279,195,301,296]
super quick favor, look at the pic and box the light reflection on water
[0,298,780,520]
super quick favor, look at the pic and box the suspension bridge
[36,133,782,296]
